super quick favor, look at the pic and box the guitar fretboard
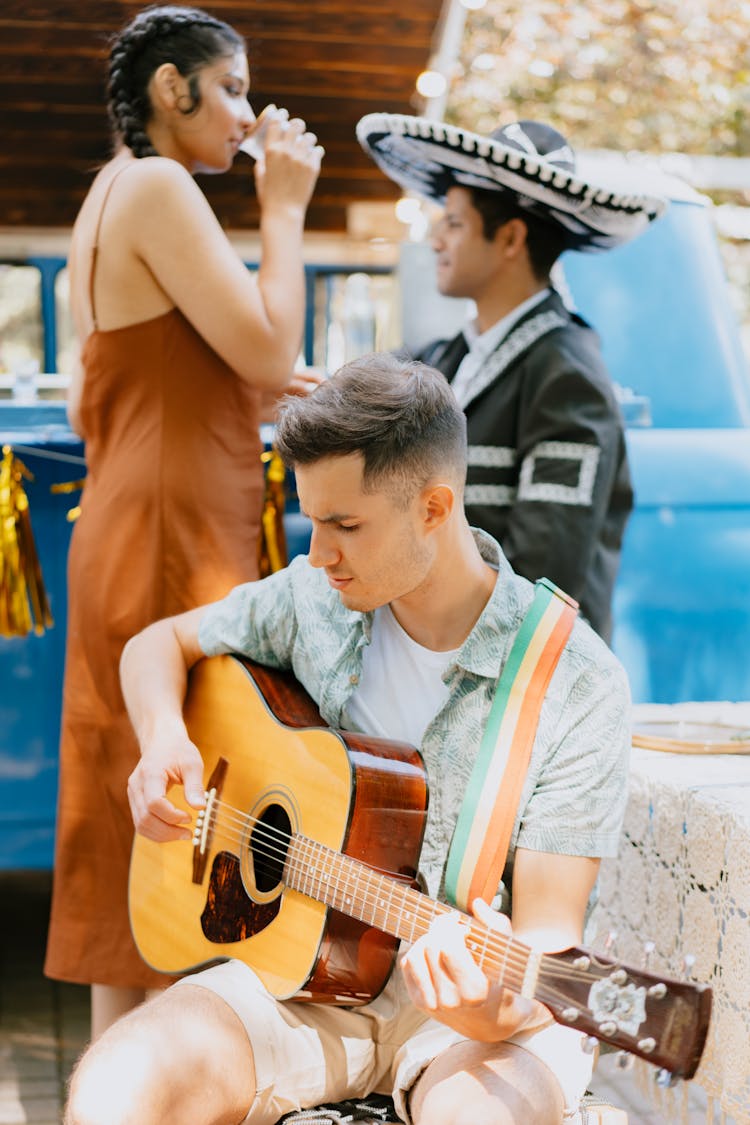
[284,834,531,995]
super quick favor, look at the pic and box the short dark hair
[275,353,467,507]
[107,5,244,158]
[468,187,569,280]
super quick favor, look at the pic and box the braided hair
[106,5,244,158]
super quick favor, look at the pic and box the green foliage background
[445,0,750,350]
[448,0,750,158]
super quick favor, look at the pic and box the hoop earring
[176,92,196,115]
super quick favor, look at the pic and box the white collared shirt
[451,288,551,407]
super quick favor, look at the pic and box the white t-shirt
[345,604,460,749]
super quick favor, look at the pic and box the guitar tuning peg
[615,1051,634,1071]
[581,1036,599,1056]
[642,939,655,968]
[655,1068,679,1089]
[682,953,696,979]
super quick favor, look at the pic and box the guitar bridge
[192,756,228,884]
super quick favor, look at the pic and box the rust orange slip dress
[45,174,264,988]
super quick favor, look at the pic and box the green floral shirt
[199,530,631,901]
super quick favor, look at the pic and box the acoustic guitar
[129,654,712,1081]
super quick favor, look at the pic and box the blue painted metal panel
[562,200,750,428]
[614,430,750,703]
[0,404,82,867]
[0,408,310,868]
[624,429,750,505]
[563,199,750,704]
[27,257,67,374]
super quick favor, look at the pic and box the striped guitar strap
[445,578,579,911]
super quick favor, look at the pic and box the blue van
[563,168,750,704]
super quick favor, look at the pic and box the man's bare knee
[66,1017,161,1125]
[411,1040,564,1125]
[65,984,256,1125]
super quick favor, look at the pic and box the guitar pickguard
[201,851,280,943]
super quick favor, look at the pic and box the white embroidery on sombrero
[377,138,653,246]
[371,134,641,217]
[501,121,575,169]
[356,112,668,250]
[369,136,446,196]
[445,124,463,148]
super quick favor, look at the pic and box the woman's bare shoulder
[79,156,212,248]
[119,156,203,202]
[78,154,199,214]
[115,159,216,243]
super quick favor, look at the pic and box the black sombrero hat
[356,113,668,251]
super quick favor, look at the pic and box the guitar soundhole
[251,803,291,893]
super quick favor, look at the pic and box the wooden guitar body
[129,654,428,1003]
[129,655,712,1079]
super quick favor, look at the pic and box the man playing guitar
[66,353,632,1125]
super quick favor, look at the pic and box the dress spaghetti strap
[88,162,136,331]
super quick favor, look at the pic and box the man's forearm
[119,614,198,748]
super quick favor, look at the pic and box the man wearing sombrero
[357,113,667,643]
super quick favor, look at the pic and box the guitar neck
[285,833,534,997]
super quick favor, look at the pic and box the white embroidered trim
[458,311,567,410]
[518,441,600,506]
[464,484,516,507]
[467,445,516,468]
[357,114,663,216]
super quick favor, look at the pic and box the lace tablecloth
[592,702,750,1125]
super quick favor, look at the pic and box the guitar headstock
[538,945,712,1079]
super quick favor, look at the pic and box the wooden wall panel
[0,0,443,232]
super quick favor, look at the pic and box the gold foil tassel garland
[0,445,54,637]
[258,447,288,578]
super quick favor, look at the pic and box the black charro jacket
[414,290,633,642]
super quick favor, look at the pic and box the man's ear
[422,482,455,531]
[150,62,184,111]
[494,216,528,260]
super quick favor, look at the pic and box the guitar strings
[192,795,607,997]
[206,792,603,1012]
[184,795,682,1057]
[201,798,606,997]
[203,798,608,997]
[199,797,533,981]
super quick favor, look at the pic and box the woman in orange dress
[44,4,322,1038]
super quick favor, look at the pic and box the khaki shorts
[175,959,594,1124]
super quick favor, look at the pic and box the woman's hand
[254,115,323,214]
[259,366,326,421]
[284,366,327,397]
